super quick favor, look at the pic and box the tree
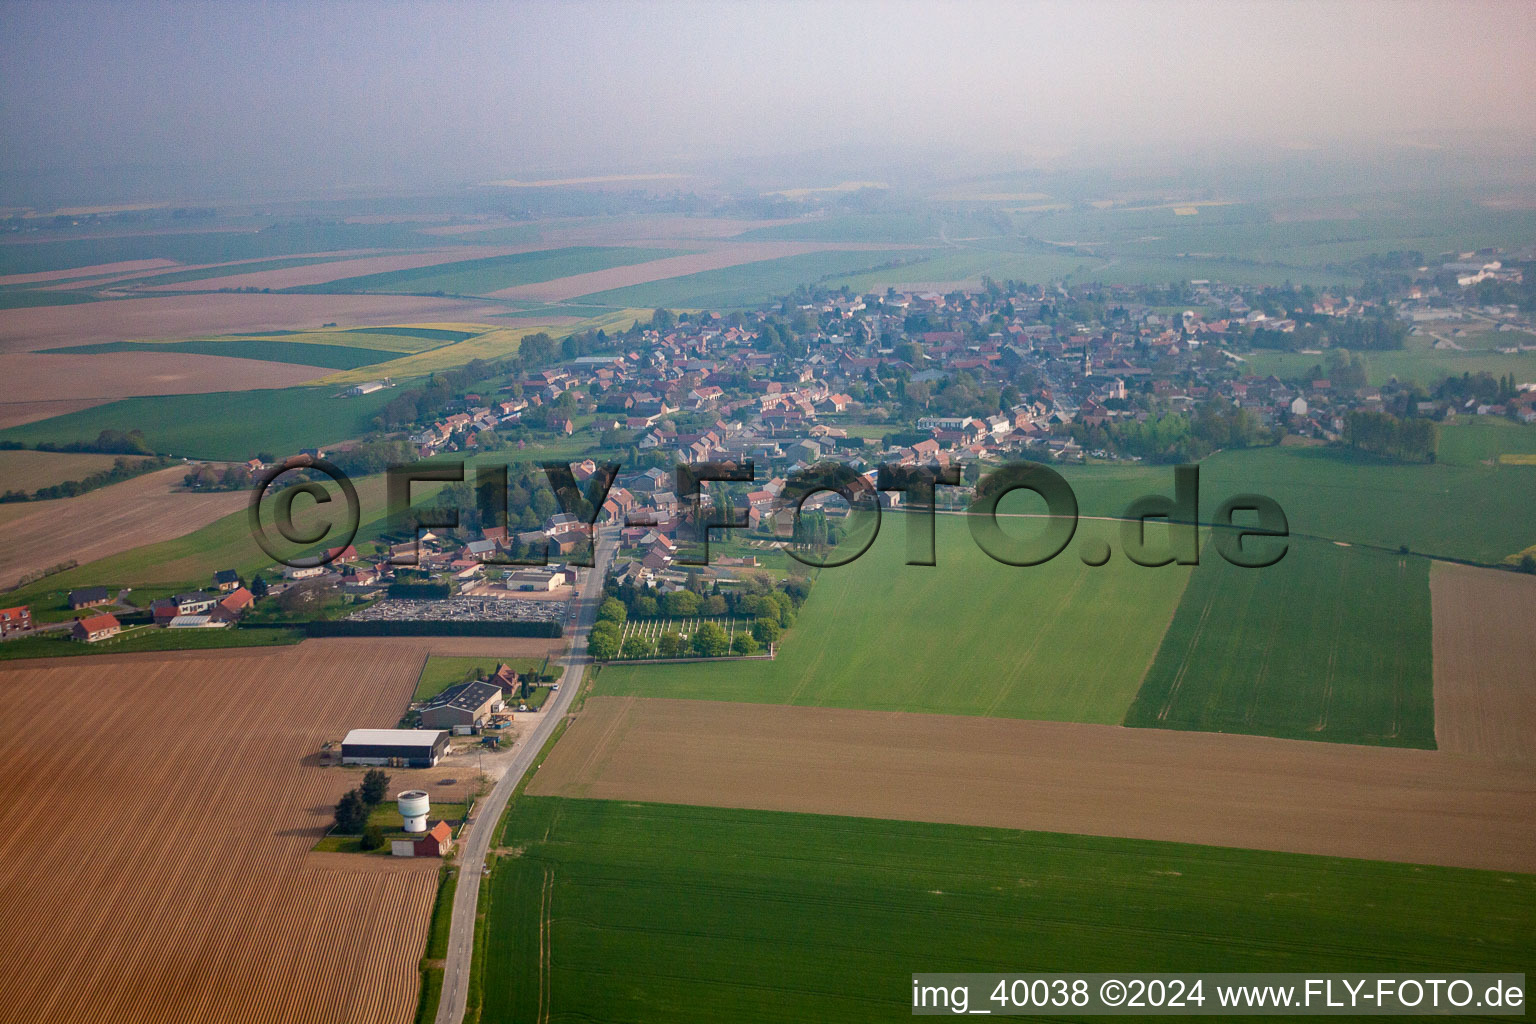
[662,589,700,617]
[621,635,656,659]
[360,769,390,806]
[691,622,729,657]
[597,597,627,624]
[250,575,269,599]
[730,632,760,656]
[751,617,782,646]
[334,789,368,833]
[1519,554,1536,575]
[359,825,385,851]
[702,594,728,617]
[588,621,621,660]
[657,632,686,657]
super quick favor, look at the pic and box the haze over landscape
[4,0,1534,202]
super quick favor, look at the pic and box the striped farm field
[0,639,459,1024]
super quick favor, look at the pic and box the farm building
[167,614,227,629]
[211,588,254,622]
[283,565,325,581]
[507,568,566,591]
[72,613,121,643]
[390,821,453,858]
[419,680,504,731]
[0,605,31,636]
[340,729,449,768]
[348,380,387,396]
[67,587,111,610]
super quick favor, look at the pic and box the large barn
[419,680,503,731]
[339,729,449,767]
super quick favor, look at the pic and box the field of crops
[597,515,1190,723]
[0,384,400,460]
[0,640,446,1023]
[479,797,1536,1023]
[1125,538,1434,747]
[573,248,933,309]
[50,338,405,370]
[290,246,683,296]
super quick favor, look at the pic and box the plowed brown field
[0,467,247,588]
[529,696,1536,872]
[0,293,509,355]
[0,640,470,1024]
[136,247,533,292]
[1430,561,1536,762]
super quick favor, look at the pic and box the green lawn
[1125,539,1435,748]
[597,514,1191,724]
[414,654,557,702]
[479,798,1536,1024]
[0,385,401,460]
[575,249,938,309]
[45,339,404,370]
[289,246,684,296]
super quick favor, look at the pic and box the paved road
[435,526,615,1024]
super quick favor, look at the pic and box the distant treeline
[1345,411,1437,463]
[0,455,173,503]
[7,428,160,455]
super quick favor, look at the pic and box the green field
[575,249,938,309]
[289,246,683,296]
[1242,345,1536,389]
[1050,444,1536,566]
[1125,539,1435,747]
[479,798,1536,1023]
[597,514,1190,723]
[0,385,401,460]
[46,339,404,370]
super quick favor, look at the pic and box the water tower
[398,790,430,833]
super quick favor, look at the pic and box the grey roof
[69,587,109,602]
[422,679,503,713]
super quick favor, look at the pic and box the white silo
[398,790,430,833]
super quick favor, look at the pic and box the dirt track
[0,639,468,1024]
[1430,562,1536,762]
[0,467,247,588]
[530,696,1536,873]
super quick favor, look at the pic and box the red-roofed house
[0,606,31,636]
[72,613,121,643]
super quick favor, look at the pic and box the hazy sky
[2,0,1533,198]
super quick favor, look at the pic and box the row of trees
[589,572,813,661]
[1345,411,1438,463]
[333,769,391,849]
[1,455,170,503]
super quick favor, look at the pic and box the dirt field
[0,350,326,428]
[0,293,512,355]
[1430,561,1536,762]
[0,448,127,490]
[0,467,247,588]
[0,257,178,286]
[529,696,1536,873]
[0,639,471,1023]
[488,241,915,301]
